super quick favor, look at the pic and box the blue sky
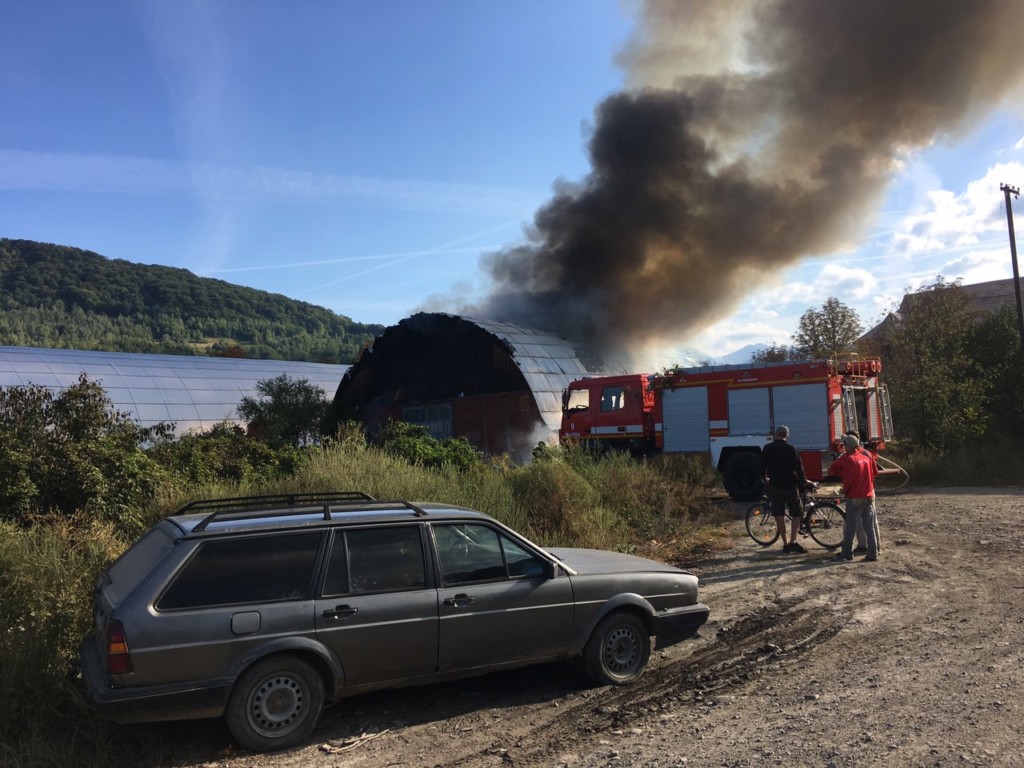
[3,1,1023,360]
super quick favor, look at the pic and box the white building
[0,346,348,434]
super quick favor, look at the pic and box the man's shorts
[767,484,802,517]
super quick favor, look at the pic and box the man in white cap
[829,433,879,562]
[760,424,809,553]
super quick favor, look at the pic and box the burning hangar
[331,313,589,459]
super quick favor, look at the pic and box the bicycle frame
[745,487,846,550]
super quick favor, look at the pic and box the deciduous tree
[884,278,985,449]
[793,298,863,359]
[238,374,330,448]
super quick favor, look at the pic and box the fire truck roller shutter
[728,388,770,435]
[661,386,710,452]
[770,383,829,448]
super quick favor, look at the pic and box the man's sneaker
[788,541,807,553]
[853,546,868,555]
[862,555,878,562]
[834,552,853,561]
[782,543,793,553]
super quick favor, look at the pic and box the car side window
[434,524,545,584]
[157,532,322,610]
[323,526,426,596]
[502,535,546,578]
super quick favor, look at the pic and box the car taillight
[106,620,133,675]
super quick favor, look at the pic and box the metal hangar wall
[332,313,588,459]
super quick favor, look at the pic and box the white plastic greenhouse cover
[0,346,348,434]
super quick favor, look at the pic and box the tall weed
[888,435,1024,486]
[0,516,127,764]
[1,442,731,766]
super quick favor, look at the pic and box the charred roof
[332,313,588,431]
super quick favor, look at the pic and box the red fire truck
[560,358,897,500]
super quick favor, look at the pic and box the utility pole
[1000,183,1024,354]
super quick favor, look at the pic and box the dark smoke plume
[468,0,1024,365]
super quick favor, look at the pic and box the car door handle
[444,594,475,608]
[322,604,358,620]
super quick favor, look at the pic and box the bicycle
[744,482,846,550]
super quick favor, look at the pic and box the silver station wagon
[80,492,709,752]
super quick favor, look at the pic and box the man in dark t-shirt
[760,425,808,553]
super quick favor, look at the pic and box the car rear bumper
[79,635,230,723]
[653,603,710,649]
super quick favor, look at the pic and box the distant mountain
[659,345,717,368]
[595,344,716,374]
[717,343,769,365]
[0,239,385,363]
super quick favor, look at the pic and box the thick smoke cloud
[471,0,1024,365]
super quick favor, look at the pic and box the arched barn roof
[333,313,588,451]
[0,346,348,434]
[456,315,590,428]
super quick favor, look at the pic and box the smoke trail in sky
[468,0,1024,365]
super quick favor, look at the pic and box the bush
[372,421,483,472]
[147,422,305,486]
[0,376,166,527]
[237,374,330,448]
[0,516,127,765]
[887,435,1024,487]
[0,382,733,765]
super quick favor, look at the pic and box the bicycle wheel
[745,501,780,546]
[806,500,845,549]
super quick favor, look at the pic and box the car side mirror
[543,559,559,579]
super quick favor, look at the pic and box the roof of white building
[0,346,348,434]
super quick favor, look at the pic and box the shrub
[887,435,1024,487]
[372,421,483,472]
[0,376,166,526]
[237,374,330,448]
[0,515,127,764]
[147,422,305,486]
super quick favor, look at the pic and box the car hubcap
[604,627,639,674]
[250,675,304,734]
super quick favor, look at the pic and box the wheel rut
[443,598,846,767]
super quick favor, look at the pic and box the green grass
[886,435,1024,487]
[4,434,1019,765]
[0,441,731,767]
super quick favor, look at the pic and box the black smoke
[468,0,1024,364]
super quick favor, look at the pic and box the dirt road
[184,488,1024,768]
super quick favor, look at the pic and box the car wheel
[582,612,651,686]
[225,655,325,752]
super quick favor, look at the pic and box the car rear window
[103,524,178,606]
[157,532,323,610]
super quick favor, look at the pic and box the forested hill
[0,239,386,363]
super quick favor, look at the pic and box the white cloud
[890,162,1023,255]
[809,263,878,300]
[939,248,1013,285]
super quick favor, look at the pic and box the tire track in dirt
[442,599,847,767]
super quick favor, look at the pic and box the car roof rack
[181,492,432,533]
[178,492,374,516]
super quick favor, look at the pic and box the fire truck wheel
[722,452,763,502]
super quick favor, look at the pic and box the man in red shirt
[829,433,879,562]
